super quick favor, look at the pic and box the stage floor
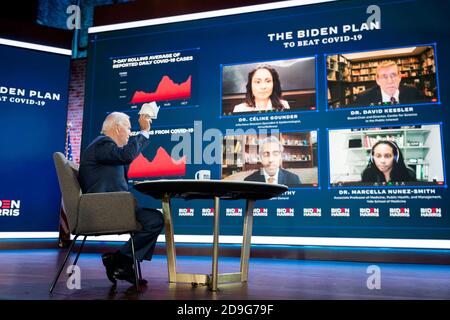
[0,249,449,300]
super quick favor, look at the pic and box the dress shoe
[102,252,117,285]
[114,264,148,286]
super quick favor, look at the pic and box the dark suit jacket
[353,85,426,106]
[244,168,301,186]
[79,134,150,193]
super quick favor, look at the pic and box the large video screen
[84,0,450,247]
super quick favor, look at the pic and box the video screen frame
[220,55,318,118]
[327,122,447,188]
[325,43,441,111]
[221,128,321,189]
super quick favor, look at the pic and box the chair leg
[49,235,78,293]
[72,236,87,268]
[130,233,140,290]
[137,261,143,280]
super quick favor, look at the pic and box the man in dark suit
[244,136,301,187]
[79,112,163,285]
[353,60,426,106]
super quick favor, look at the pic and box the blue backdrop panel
[0,43,70,232]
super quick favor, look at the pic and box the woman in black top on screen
[361,140,417,183]
[233,65,290,113]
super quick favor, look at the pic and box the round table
[134,179,288,291]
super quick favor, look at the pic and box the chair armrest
[76,192,138,235]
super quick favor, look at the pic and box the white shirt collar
[263,168,279,184]
[381,89,400,103]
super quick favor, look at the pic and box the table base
[162,194,255,291]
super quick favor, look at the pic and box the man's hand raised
[138,114,152,132]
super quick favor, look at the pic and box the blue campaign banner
[0,41,71,232]
[84,0,450,242]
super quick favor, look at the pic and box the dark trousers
[119,207,164,262]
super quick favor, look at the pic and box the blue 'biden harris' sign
[0,39,71,233]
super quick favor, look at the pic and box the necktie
[267,177,275,184]
[390,96,397,104]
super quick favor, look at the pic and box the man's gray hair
[258,136,284,155]
[101,112,130,134]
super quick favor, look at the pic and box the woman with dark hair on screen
[361,140,417,183]
[233,65,290,113]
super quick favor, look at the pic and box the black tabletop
[133,179,288,200]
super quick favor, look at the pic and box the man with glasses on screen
[244,136,300,186]
[353,60,426,106]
